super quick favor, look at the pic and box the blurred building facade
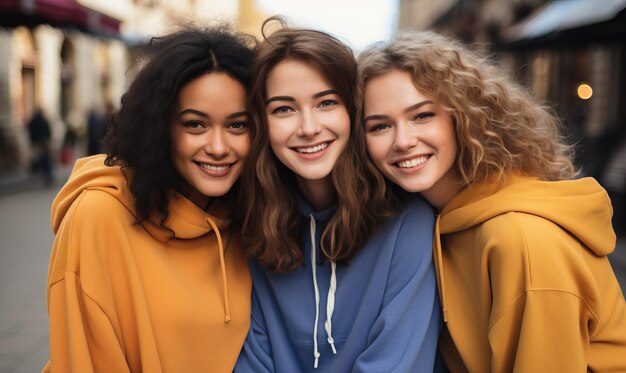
[0,0,128,172]
[398,0,626,232]
[0,0,265,174]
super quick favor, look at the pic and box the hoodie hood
[51,155,234,322]
[51,155,230,240]
[433,174,615,323]
[438,175,615,255]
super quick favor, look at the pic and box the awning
[503,0,626,46]
[0,0,120,37]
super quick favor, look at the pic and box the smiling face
[170,72,250,209]
[363,69,461,210]
[264,59,350,189]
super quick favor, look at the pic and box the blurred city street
[0,166,72,373]
[0,165,625,372]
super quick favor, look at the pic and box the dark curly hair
[102,25,256,222]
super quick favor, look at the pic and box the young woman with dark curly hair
[234,18,440,372]
[44,26,255,372]
[357,30,626,372]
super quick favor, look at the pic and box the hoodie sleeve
[352,199,441,373]
[46,191,130,373]
[234,287,274,373]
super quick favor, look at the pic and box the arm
[352,199,441,373]
[485,212,599,372]
[234,286,274,373]
[46,192,129,373]
[488,289,592,372]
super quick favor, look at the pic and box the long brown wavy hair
[355,30,577,193]
[240,17,392,273]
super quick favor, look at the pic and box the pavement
[0,163,77,373]
[0,165,624,372]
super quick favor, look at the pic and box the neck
[176,179,211,211]
[422,168,464,212]
[296,176,335,211]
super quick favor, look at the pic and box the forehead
[364,69,430,111]
[177,72,246,109]
[265,59,332,94]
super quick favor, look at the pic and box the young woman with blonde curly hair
[357,30,626,372]
[234,18,440,372]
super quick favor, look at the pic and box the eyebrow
[176,109,248,119]
[363,100,434,122]
[177,108,208,118]
[265,89,338,105]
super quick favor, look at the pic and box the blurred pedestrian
[43,24,255,373]
[27,108,53,185]
[86,106,107,155]
[357,30,626,372]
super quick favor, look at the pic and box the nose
[204,128,229,158]
[296,110,321,137]
[392,121,419,151]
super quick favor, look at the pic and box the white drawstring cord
[310,215,321,369]
[325,261,337,354]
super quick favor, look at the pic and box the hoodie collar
[142,194,230,242]
[295,193,336,223]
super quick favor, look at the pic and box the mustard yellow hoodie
[434,175,626,372]
[43,155,251,373]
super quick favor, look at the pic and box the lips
[395,155,430,168]
[292,141,332,154]
[194,161,234,176]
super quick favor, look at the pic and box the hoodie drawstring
[310,216,321,368]
[434,215,448,322]
[325,260,337,354]
[206,217,231,324]
[309,214,338,369]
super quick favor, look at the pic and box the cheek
[365,136,387,163]
[235,134,252,158]
[169,132,187,161]
[330,109,351,134]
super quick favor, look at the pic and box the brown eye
[228,122,248,130]
[369,123,391,133]
[184,120,204,129]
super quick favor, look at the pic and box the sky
[256,0,399,52]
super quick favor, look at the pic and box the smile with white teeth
[294,142,329,154]
[196,162,231,171]
[397,156,429,168]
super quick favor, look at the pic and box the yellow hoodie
[434,175,626,372]
[43,155,251,373]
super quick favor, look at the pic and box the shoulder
[478,211,579,255]
[56,189,137,250]
[49,189,135,285]
[388,195,435,233]
[371,196,435,263]
[72,189,135,225]
[478,212,595,292]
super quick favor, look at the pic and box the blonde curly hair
[355,30,577,186]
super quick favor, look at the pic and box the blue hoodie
[235,196,440,372]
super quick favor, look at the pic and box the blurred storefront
[0,0,128,171]
[0,0,262,175]
[398,0,626,232]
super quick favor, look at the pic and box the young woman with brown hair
[357,30,626,372]
[234,18,441,372]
